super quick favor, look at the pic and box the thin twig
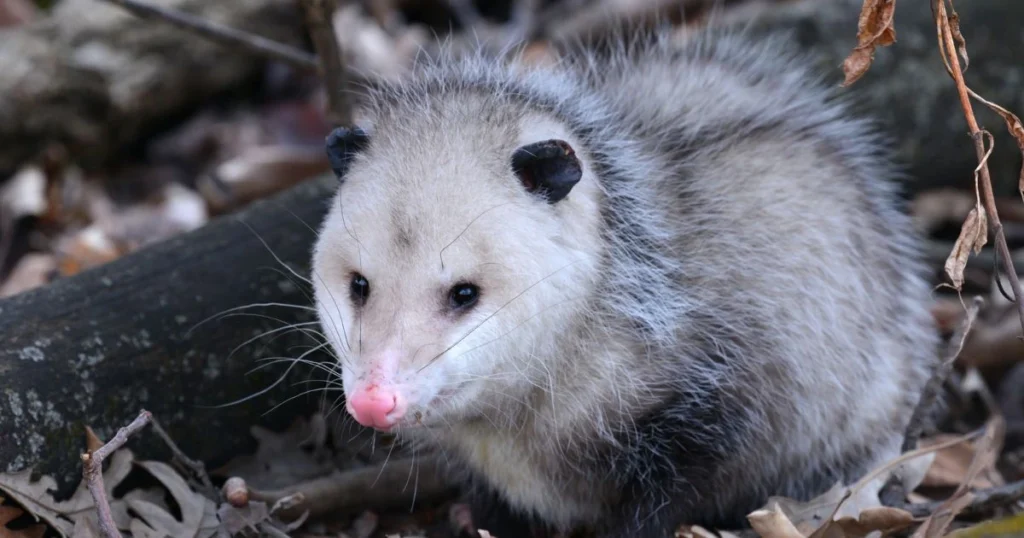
[81,410,153,538]
[880,297,982,506]
[100,0,318,71]
[149,416,219,501]
[905,478,1024,519]
[299,0,352,126]
[932,0,1024,335]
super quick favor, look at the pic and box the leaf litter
[3,0,1024,537]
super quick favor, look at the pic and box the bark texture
[0,175,338,498]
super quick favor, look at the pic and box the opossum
[310,27,939,538]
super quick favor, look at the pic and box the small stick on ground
[905,478,1024,519]
[149,416,219,501]
[100,0,318,70]
[81,410,153,538]
[880,296,982,507]
[247,455,455,520]
[299,0,352,126]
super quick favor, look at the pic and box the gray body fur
[312,27,939,538]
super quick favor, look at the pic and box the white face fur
[311,110,605,433]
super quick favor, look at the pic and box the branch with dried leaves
[843,0,1024,338]
[930,0,1024,336]
[298,0,352,126]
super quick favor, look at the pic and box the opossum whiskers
[279,202,355,354]
[249,342,348,413]
[438,201,514,270]
[416,259,582,373]
[197,312,338,367]
[202,341,332,409]
[185,301,317,337]
[236,218,313,286]
[446,294,586,361]
[224,320,325,362]
[259,375,345,418]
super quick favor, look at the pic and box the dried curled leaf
[748,503,804,538]
[944,205,988,290]
[829,507,915,537]
[0,501,46,538]
[127,461,218,538]
[842,0,897,86]
[947,13,967,70]
[0,449,132,537]
[912,417,1005,538]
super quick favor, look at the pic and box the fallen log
[0,174,338,498]
[0,0,309,178]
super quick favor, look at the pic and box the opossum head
[311,96,605,432]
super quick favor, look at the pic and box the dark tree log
[0,0,309,178]
[0,175,339,498]
[737,0,1024,197]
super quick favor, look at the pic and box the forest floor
[0,0,1023,537]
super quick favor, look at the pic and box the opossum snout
[346,383,408,431]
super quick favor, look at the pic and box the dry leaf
[675,525,718,538]
[829,506,915,537]
[748,503,804,538]
[84,427,103,455]
[919,434,1001,489]
[912,491,975,538]
[0,166,47,221]
[944,205,988,290]
[98,183,209,251]
[0,449,133,537]
[54,225,127,277]
[212,416,335,490]
[0,501,46,538]
[127,460,217,538]
[913,416,1005,538]
[842,0,897,86]
[70,516,100,538]
[0,0,37,27]
[199,146,329,214]
[0,254,57,299]
[946,8,967,70]
[217,501,269,536]
[350,510,378,538]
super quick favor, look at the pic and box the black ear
[325,126,370,181]
[510,139,583,204]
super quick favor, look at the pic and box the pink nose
[347,385,407,430]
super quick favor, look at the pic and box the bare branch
[906,478,1024,519]
[299,0,352,126]
[149,416,218,501]
[100,0,318,70]
[81,410,153,538]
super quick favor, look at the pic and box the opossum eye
[510,139,583,204]
[350,273,370,306]
[448,283,480,311]
[325,126,370,181]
